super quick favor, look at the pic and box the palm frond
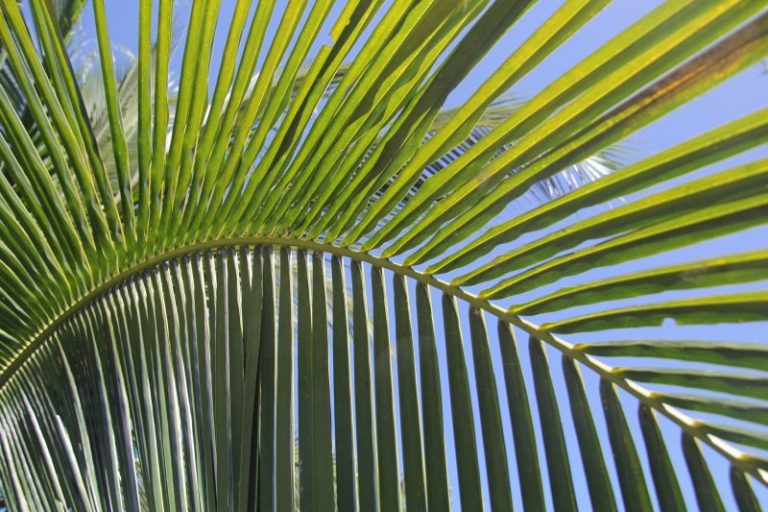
[0,1,767,510]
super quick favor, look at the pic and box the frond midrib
[0,235,761,483]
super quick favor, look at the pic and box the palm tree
[0,0,766,510]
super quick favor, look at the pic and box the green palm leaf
[0,1,766,510]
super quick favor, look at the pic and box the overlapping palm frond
[0,1,766,510]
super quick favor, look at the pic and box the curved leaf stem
[0,235,764,485]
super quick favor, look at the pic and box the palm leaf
[0,1,767,510]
